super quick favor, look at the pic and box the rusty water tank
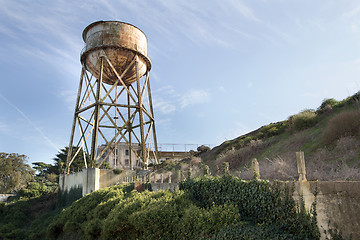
[81,21,151,85]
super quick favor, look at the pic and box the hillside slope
[201,92,360,181]
[153,92,360,181]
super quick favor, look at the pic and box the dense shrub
[48,184,242,240]
[102,190,241,240]
[180,176,319,239]
[259,122,287,138]
[197,145,211,153]
[15,181,57,200]
[48,184,130,239]
[290,109,318,131]
[0,192,57,239]
[212,223,298,240]
[322,110,360,145]
[319,98,338,110]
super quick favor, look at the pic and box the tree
[53,147,88,174]
[0,153,34,193]
[197,145,211,153]
[32,162,58,183]
[54,146,112,174]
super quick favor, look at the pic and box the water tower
[65,21,158,173]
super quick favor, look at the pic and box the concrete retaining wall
[59,168,100,196]
[99,169,136,189]
[293,181,360,240]
[59,168,138,196]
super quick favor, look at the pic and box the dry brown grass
[214,139,270,174]
[240,155,297,181]
[307,136,360,180]
[322,110,360,145]
[234,136,360,181]
[307,159,360,181]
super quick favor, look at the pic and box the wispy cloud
[343,5,360,18]
[0,1,82,76]
[59,90,77,111]
[0,94,60,151]
[216,0,260,22]
[180,89,210,109]
[153,96,177,114]
[152,85,211,113]
[116,0,260,49]
[216,121,251,143]
[0,119,10,134]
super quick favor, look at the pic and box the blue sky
[1,0,360,165]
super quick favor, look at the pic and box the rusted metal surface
[81,21,151,86]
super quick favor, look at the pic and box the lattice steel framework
[65,50,158,174]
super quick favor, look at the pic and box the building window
[125,149,129,156]
[125,159,129,165]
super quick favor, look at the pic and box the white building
[97,142,143,169]
[97,142,191,169]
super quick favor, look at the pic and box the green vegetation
[53,146,88,174]
[180,176,319,239]
[289,109,318,131]
[0,177,320,239]
[318,98,339,111]
[0,153,34,193]
[0,192,57,239]
[14,181,58,200]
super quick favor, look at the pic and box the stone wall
[292,181,360,240]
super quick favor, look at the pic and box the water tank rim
[82,20,148,42]
[80,45,152,72]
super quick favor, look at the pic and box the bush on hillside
[15,181,58,200]
[180,176,319,239]
[322,110,360,146]
[0,192,57,239]
[48,184,131,239]
[318,98,338,110]
[49,185,242,240]
[259,122,287,138]
[197,145,211,153]
[290,109,317,131]
[212,223,298,240]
